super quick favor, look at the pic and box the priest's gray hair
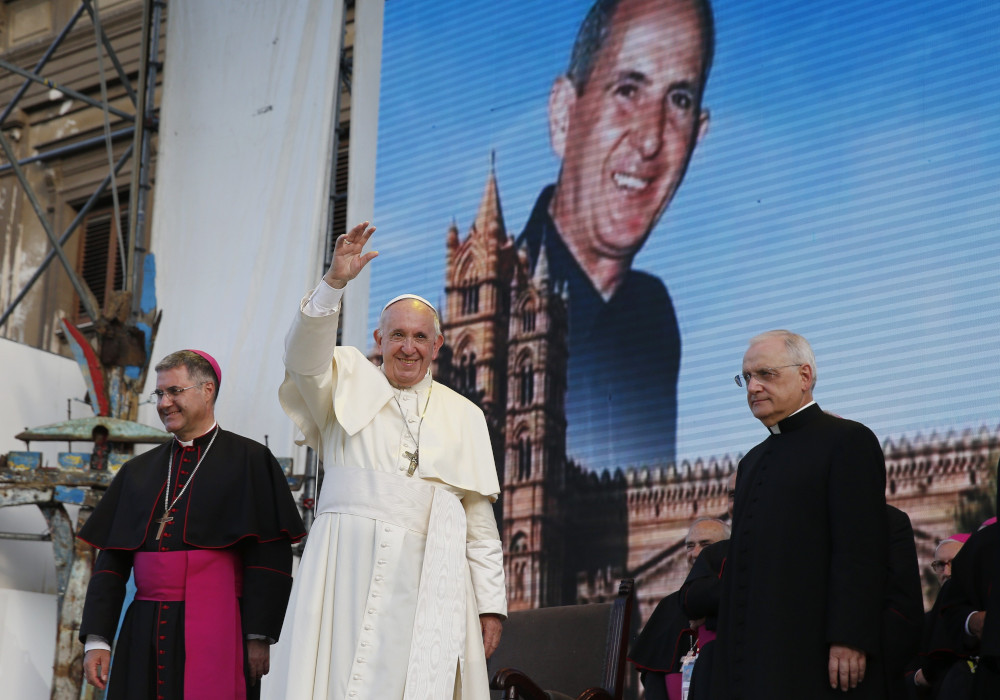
[155,350,221,404]
[748,330,817,390]
[688,516,732,540]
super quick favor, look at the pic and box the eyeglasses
[685,540,715,551]
[735,364,802,388]
[930,560,953,573]
[150,383,205,401]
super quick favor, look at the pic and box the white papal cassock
[262,283,506,700]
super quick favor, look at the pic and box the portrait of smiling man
[517,0,714,469]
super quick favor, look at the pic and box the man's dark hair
[91,424,110,440]
[566,0,715,94]
[155,350,221,403]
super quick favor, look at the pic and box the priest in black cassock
[78,350,306,700]
[710,330,888,699]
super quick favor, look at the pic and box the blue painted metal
[108,453,129,472]
[0,468,114,491]
[125,254,158,380]
[140,254,156,313]
[54,485,87,505]
[7,451,42,469]
[57,453,90,470]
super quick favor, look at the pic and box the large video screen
[371,0,1000,476]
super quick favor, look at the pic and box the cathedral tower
[441,155,518,470]
[502,244,570,610]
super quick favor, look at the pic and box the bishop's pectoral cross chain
[392,383,432,478]
[156,427,220,540]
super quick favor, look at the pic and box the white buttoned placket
[345,519,406,697]
[345,377,431,696]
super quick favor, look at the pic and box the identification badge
[680,649,699,700]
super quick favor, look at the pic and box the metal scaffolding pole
[0,3,88,125]
[127,0,164,314]
[0,126,133,176]
[0,128,102,322]
[0,143,134,329]
[82,0,139,107]
[0,59,134,121]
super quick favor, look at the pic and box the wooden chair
[488,579,637,700]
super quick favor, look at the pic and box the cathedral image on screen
[369,158,999,619]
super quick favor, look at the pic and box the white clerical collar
[177,422,218,447]
[380,365,433,393]
[768,401,816,434]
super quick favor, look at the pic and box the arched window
[509,533,529,600]
[518,437,532,480]
[519,364,534,405]
[457,354,468,392]
[521,310,536,332]
[461,285,480,315]
[466,352,476,389]
[456,351,477,393]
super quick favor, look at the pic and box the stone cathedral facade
[431,162,999,622]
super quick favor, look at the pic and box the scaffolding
[0,0,162,333]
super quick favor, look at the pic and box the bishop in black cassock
[629,519,730,700]
[711,331,888,699]
[78,350,305,700]
[937,516,1000,699]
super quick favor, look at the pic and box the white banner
[146,0,345,460]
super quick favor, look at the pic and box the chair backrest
[488,579,636,700]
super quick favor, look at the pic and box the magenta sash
[666,672,682,699]
[134,550,245,700]
[665,628,717,700]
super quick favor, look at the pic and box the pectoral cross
[155,512,173,540]
[404,449,419,477]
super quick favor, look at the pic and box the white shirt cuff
[84,635,111,653]
[304,280,345,317]
[467,539,507,618]
[965,611,979,636]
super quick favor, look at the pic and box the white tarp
[0,589,57,698]
[145,0,347,460]
[0,337,81,595]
